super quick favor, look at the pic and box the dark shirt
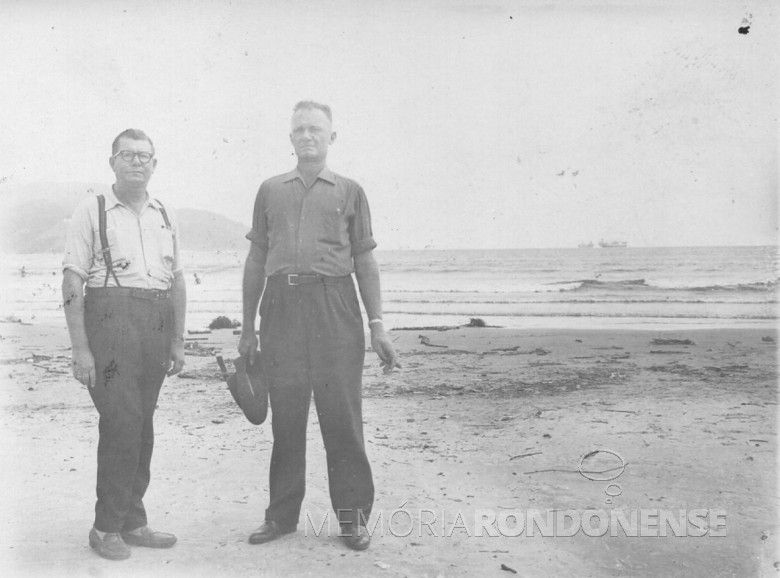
[246,167,377,276]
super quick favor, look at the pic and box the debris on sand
[650,338,695,346]
[509,451,542,460]
[185,341,217,357]
[649,350,689,354]
[419,335,447,348]
[394,325,460,331]
[482,346,550,356]
[208,316,241,330]
[395,318,502,331]
[527,347,550,356]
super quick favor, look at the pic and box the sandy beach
[1,319,777,577]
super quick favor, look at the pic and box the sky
[1,0,777,250]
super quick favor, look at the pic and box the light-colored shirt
[63,187,182,290]
[246,167,377,277]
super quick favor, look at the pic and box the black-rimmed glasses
[112,150,154,164]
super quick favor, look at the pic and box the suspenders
[156,199,171,228]
[96,194,172,287]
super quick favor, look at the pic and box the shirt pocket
[92,226,130,270]
[147,225,176,282]
[157,225,175,268]
[316,199,347,246]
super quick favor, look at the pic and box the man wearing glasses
[62,129,186,561]
[239,101,401,551]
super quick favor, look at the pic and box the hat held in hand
[221,354,268,425]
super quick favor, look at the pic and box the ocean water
[376,246,779,329]
[1,246,777,331]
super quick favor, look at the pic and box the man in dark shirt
[239,101,400,551]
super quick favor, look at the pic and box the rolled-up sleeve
[350,185,377,256]
[62,200,94,280]
[245,185,269,250]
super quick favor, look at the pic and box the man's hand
[168,336,186,376]
[71,347,97,388]
[370,325,401,374]
[238,330,259,365]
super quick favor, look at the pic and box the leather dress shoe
[248,520,297,544]
[341,525,371,551]
[121,526,177,548]
[89,528,131,561]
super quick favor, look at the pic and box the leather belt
[270,274,350,286]
[86,286,171,301]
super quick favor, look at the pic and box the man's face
[109,137,156,188]
[290,108,335,163]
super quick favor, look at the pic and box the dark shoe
[89,528,131,561]
[341,525,371,551]
[121,526,177,548]
[248,520,297,544]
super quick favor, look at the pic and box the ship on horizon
[598,239,628,248]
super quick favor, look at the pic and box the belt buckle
[287,274,300,286]
[131,288,149,300]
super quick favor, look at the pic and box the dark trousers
[259,275,374,528]
[84,291,172,533]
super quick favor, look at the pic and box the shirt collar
[107,185,158,211]
[283,166,336,186]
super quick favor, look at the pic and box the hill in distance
[1,182,249,253]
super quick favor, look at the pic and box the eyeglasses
[112,150,154,164]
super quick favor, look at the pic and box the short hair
[292,101,332,124]
[112,128,155,155]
